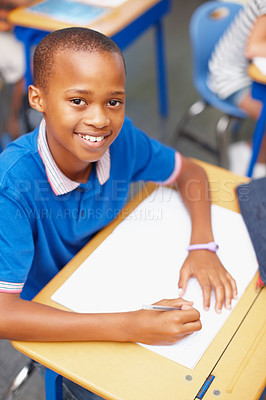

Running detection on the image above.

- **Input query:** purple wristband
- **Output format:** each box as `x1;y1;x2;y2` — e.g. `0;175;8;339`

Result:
187;241;219;252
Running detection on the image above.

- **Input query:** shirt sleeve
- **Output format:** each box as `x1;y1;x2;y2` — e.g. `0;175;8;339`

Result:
0;193;34;293
160;152;183;185
118;118;183;184
257;0;266;15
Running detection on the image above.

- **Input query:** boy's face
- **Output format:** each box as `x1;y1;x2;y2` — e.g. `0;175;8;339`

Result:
30;49;126;180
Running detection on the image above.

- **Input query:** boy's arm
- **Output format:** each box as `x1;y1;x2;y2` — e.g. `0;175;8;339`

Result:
245;15;266;59
0;293;201;343
171;157;237;313
0;0;31;7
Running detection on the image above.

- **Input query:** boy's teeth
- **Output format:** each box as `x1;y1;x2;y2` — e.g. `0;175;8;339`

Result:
79;134;104;142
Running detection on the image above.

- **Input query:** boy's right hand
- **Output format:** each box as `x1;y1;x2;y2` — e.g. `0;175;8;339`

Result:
127;298;201;346
0;294;200;343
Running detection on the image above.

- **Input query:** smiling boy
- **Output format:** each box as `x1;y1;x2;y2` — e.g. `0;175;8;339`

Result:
31;44;126;182
0;27;237;399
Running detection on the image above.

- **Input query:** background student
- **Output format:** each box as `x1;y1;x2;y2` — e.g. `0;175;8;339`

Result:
0;0;31;143
207;0;266;177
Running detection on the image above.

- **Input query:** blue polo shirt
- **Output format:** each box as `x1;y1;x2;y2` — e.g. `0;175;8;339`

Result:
0;117;182;300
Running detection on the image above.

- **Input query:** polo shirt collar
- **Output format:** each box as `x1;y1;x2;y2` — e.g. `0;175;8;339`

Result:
37;119;110;196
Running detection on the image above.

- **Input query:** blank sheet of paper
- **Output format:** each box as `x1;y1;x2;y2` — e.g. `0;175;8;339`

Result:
253;57;266;75
52;186;258;369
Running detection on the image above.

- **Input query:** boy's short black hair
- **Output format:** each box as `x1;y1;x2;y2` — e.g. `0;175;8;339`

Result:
33;27;126;89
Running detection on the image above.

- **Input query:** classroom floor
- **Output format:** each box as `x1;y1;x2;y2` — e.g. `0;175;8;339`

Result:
0;0;261;399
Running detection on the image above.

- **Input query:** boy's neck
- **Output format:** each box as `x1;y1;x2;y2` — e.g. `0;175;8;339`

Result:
45;133;94;183
68;163;93;183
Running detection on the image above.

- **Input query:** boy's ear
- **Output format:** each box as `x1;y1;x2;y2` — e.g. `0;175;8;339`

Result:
28;85;46;112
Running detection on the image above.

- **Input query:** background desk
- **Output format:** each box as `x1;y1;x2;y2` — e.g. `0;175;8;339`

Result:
11;161;266;400
8;0;171;117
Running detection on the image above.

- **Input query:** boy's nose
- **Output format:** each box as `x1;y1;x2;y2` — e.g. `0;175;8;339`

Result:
83;105;110;128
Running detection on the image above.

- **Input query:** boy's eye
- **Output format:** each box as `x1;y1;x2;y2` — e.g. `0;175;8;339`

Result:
108;100;122;107
71;99;86;106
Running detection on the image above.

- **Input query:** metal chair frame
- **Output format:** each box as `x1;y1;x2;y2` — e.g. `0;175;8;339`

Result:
175;1;246;169
0;360;39;400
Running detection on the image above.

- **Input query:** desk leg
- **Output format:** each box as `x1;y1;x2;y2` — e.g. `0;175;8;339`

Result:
155;20;168;118
45;369;63;400
259;385;266;400
247;102;266;178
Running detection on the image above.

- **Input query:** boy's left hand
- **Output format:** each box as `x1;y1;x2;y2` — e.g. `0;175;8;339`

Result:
178;251;238;313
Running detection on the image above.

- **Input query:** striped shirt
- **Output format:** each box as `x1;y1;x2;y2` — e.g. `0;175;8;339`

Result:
207;0;266;99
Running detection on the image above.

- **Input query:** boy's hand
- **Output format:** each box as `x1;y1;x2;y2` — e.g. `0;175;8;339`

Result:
178;251;238;313
128;298;201;345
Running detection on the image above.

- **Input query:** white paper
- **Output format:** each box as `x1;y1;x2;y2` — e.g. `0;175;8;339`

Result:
253;57;266;76
73;0;129;7
52;187;258;369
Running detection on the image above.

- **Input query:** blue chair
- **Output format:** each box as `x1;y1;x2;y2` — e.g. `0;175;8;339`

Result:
176;1;246;168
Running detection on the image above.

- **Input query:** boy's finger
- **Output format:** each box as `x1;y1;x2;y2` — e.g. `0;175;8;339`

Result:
223;277;234;310
200;280;212;311
223;274;238;309
179;319;202;335
228;274;238;299
176;308;200;324
214;282;225;314
181;304;194;310
168;298;194;309
154;298;193;307
175;298;194;306
178;268;190;297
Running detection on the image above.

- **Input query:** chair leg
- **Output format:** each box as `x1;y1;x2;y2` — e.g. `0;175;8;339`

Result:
216;115;231;169
155;20;168;118
176;99;230;160
259;385;266;400
45;369;63;400
174;99;207;145
177;100;207;135
0;360;38;400
187;99;207;117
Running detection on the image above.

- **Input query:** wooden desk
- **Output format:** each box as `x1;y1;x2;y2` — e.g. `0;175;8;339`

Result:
248;63;266;85
247;63;266;177
11;161;266;400
8;0;171;116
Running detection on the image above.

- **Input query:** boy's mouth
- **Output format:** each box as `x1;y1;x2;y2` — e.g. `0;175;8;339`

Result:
74;131;111;149
77;133;105;142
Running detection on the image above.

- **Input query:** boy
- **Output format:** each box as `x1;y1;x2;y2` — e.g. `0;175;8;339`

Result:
0;27;237;399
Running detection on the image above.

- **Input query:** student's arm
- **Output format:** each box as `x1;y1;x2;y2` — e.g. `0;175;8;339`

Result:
171;157;237;313
0;0;31;6
245;15;266;59
0;293;201;343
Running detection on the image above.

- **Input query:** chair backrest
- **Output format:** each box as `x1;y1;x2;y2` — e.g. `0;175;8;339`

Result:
189;1;246;118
